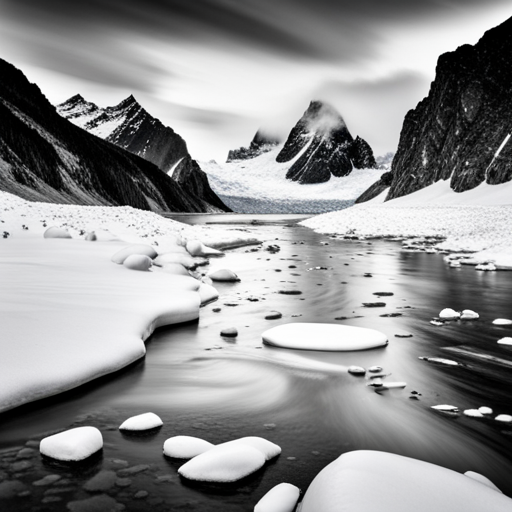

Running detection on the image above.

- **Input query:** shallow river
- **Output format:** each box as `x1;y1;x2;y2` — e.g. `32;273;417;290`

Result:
1;214;512;511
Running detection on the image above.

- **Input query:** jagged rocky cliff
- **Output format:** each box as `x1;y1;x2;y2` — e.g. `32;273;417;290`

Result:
227;130;281;162
0;58;217;212
359;16;512;203
57;94;230;212
276;101;376;184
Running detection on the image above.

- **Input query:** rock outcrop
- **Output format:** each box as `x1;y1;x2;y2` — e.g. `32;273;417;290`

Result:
276;101;376;184
368;16;512;202
0;58;215;212
227;130;281;162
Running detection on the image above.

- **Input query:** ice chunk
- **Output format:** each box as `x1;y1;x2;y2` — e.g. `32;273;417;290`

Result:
497;337;512;345
464;409;484;418
478;406;493;415
111;244;157;264
254;482;300;512
439;308;460;319
475;262;496;271
123;254;152;271
431;404;459;412
378;381;406;390
43;226;72;239
262;323;388;351
464;471;503;493
119;412;163;431
299;450;512;511
163;436;214;459
495;414;512;423
40;426;102;461
178;444;266;482
207;269;240;282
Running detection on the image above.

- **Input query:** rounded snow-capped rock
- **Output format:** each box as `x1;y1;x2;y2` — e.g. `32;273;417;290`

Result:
495;414;512;423
220;327;238;338
478;406;493;415
463;409;484;418
497;337;512;345
43;226;72;239
119;412;163;432
431;404;459;413
111;244;157;264
475;262;497;271
217;437;281;461
439;308;460;320
163;436;214;459
40;426;103;462
207;269;240;282
178;444;266;483
348;366;366;376
254;482;301;512
493;318;512;326
461;309;479;320
123;254;152;271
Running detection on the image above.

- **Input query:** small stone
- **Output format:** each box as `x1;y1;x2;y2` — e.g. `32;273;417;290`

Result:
16;448;35;459
117;465;149;477
362;302;386;307
134;490;149;499
368;366;383;373
212;308;221;312
83;470;117;492
220;327;238;338
67;494;125;511
115;478;132;488
263;424;276;430
265;311;282;320
10;460;33;472
0;480;27;499
287;457;296;461
278;290;302;295
154;475;175;484
348;366;366;376
373;292;394;296
395;333;413;338
33;474;61;486
43;496;63;504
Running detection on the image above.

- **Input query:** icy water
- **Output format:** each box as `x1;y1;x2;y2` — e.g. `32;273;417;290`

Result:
1;214;512;511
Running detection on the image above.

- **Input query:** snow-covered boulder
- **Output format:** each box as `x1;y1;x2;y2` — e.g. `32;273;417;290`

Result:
43;226;72;239
464;471;503;493
119;412;163;431
123;254;152;271
220;327;238;338
40;426;103;461
431;404;459;412
186;240;223;257
493;318;512;326
439;308;460;320
348;366;366;376
262;323;388;351
207;269;240;282
160;263;190;276
198;283;219;305
153;252;206;269
254;483;300;512
478;406;493;415
299;450;512;512
111;244;157;264
497;337;512;345
217;437;281;461
495;414;512;423
163;436;214;459
461;309;479;320
177;444;266;482
464;409;484;418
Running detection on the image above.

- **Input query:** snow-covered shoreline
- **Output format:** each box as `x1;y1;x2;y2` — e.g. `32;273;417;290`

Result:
302;180;512;269
0;191;259;413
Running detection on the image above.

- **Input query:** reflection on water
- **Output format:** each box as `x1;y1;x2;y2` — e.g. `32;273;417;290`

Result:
2;216;512;511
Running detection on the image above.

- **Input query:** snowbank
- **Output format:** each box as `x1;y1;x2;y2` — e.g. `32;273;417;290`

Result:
0;191;257;412
299;450;512;512
202;147;385;214
302;179;512;268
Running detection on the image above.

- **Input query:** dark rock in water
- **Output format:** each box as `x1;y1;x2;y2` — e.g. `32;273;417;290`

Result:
220;327;238;337
357;16;512;202
362;302;386;307
373;292;394;297
227;130;281;161
265;311;282;320
395;333;413;338
278;290;302;295
380;313;403;317
276;101;377;184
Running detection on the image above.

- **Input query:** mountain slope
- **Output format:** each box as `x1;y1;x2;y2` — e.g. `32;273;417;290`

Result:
57;94;230;212
358;16;512;203
227;130;281;162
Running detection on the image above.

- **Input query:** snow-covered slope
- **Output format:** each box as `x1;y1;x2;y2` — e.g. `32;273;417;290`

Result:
202;145;385;214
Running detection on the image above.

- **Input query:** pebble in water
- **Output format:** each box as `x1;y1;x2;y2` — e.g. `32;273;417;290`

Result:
220;327;238;338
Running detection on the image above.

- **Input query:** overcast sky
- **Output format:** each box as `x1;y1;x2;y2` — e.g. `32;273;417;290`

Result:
1;0;511;161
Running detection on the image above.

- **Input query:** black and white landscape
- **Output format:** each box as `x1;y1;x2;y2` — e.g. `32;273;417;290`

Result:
1;2;512;512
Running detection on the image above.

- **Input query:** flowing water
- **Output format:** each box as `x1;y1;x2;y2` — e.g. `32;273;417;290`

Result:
1;214;512;511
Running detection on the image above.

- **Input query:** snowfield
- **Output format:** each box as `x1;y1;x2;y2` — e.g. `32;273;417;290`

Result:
0;191;258;413
201;145;385;214
302;179;512;268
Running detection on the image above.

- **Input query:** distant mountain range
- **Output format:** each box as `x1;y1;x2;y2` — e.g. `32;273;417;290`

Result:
57;94;230;212
0;58;228;212
357;15;512;203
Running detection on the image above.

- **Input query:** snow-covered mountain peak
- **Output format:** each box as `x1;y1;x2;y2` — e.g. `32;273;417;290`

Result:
301;100;347;137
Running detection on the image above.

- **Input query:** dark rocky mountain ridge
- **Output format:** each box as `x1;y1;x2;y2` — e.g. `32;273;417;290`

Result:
227;130;281;162
57;93;230;212
0;58;219;212
358;16;512;203
277;101;376;184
